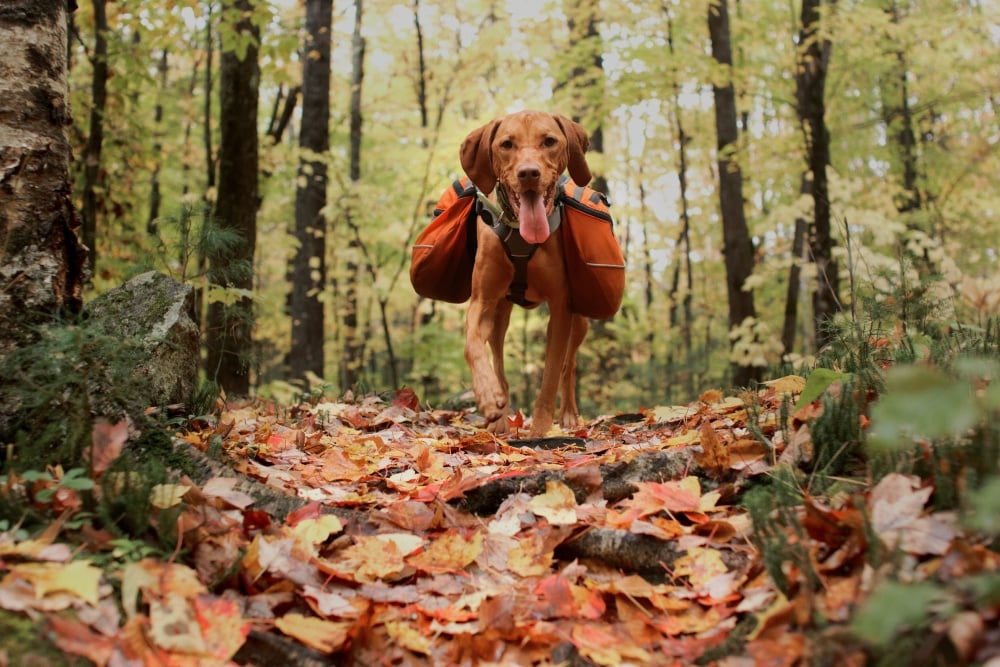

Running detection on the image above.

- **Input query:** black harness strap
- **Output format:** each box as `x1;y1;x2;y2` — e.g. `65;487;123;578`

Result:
477;178;568;308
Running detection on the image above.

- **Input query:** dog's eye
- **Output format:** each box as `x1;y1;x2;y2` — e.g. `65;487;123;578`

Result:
542;136;558;148
499;139;514;150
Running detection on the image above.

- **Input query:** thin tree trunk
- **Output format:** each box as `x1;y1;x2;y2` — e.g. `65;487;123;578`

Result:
664;4;694;375
203;1;215;197
267;84;300;146
797;0;840;349
289;0;331;383
413;0;428;140
80;0;108;277
205;0;260;395
782;208;809;356
340;0;366;391
708;0;760;387
147;48;168;235
0;0;87;359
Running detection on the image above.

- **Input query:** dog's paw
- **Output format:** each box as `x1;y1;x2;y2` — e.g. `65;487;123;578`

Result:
486;414;510;435
560;412;581;429
528;414;554;438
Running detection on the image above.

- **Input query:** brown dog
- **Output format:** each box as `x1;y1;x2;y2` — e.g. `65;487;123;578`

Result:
459;110;593;437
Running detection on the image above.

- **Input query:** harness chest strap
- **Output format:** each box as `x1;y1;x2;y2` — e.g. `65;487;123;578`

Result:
476;190;563;308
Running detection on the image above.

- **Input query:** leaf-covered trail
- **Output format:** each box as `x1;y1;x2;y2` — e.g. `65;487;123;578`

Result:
4;377;991;666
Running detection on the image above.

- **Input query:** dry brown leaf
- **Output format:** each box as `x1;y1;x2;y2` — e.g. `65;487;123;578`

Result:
695;421;730;477
275;613;352;653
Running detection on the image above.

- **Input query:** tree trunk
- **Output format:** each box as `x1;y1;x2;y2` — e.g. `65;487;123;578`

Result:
782;208;809;357
0;0;87;357
797;0;840;350
147;48;168;235
707;0;760;387
80;0;108;278
289;0;332;383
205;0;260;395
340;0;366;391
665;5;695;396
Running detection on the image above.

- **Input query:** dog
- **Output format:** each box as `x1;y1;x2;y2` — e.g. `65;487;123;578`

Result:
459;110;593;437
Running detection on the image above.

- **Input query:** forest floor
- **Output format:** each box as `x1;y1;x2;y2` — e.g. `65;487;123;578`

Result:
1;376;997;666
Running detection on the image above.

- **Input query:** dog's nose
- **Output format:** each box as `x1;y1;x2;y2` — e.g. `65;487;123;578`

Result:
517;164;541;182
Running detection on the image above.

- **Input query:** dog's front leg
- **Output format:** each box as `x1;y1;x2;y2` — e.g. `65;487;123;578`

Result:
558;314;589;428
530;302;574;437
465;294;511;432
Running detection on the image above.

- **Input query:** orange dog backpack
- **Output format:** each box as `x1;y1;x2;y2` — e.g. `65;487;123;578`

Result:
409;178;479;303
409;177;625;320
558;181;626;320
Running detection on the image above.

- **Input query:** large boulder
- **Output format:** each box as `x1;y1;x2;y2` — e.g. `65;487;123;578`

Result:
84;271;199;408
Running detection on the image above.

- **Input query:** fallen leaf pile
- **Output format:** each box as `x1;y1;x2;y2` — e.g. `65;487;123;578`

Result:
2;376;998;665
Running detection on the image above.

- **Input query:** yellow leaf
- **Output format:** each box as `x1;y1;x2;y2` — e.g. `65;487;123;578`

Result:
275;613;352;653
150;483;190;509
408;531;483;574
149;591;206;653
13;560;102;606
672;547;728;590
385;620;432;655
763;375;806;396
529;481;579;525
290;515;344;550
652;404;697;423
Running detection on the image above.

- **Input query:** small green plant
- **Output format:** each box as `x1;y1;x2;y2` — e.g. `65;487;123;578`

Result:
0;319;148;471
21;467;94;504
743;466;818;597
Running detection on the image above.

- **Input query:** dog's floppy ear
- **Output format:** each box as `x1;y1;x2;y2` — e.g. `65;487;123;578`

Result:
460;119;500;195
553;114;592;187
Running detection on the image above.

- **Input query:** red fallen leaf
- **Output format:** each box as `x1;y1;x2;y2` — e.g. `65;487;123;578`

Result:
477;593;517;634
286;501;323;527
802;496;865;549
571;622;651;665
415;597;479;622
87;419;129;475
381;500;436;532
393;387;421;411
48;616;115;666
745;633;807;667
193;595;251;660
243;509;271;533
533;574;578;618
629;478;702;518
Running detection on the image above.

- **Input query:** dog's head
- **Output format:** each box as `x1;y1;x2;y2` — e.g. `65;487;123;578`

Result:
460;111;591;244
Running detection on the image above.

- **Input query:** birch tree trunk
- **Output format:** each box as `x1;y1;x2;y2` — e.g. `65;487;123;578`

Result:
0;0;87;358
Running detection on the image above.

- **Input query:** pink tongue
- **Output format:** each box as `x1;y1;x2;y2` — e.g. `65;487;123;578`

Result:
519;191;549;244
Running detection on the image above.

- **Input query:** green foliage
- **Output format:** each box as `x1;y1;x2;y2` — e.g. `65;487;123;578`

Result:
21;468;95;504
806;379;866;485
866;365;980;453
147;204;252;288
0;320;148;471
795;368;851;410
851;581;955;648
743;466;817;597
